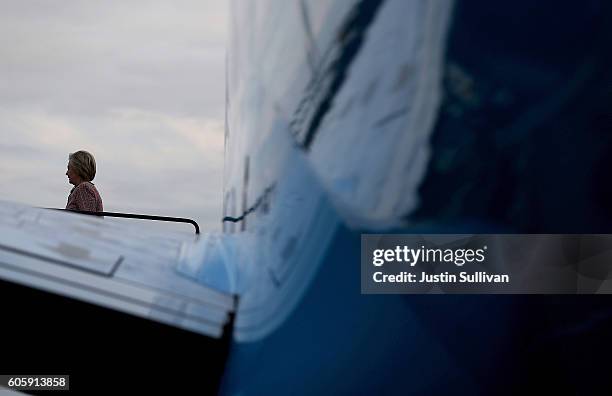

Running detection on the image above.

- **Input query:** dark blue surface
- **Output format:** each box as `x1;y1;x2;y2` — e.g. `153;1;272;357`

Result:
220;1;612;394
412;0;612;233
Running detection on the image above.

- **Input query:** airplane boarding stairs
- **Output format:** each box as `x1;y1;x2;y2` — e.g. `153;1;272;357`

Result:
0;201;236;394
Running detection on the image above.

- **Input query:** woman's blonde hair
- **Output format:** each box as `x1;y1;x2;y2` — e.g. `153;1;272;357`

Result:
69;150;97;182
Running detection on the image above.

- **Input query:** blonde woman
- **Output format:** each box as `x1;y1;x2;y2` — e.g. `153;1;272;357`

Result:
65;150;103;212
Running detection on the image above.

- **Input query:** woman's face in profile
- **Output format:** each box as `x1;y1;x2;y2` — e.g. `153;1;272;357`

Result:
66;163;81;186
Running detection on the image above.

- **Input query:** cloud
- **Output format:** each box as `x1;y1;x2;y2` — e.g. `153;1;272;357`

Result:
0;0;227;232
0;1;227;117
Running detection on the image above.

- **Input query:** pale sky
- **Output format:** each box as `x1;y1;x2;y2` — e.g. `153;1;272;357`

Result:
0;1;227;232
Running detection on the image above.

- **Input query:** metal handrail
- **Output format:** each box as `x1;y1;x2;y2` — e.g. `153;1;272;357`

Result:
47;208;200;234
